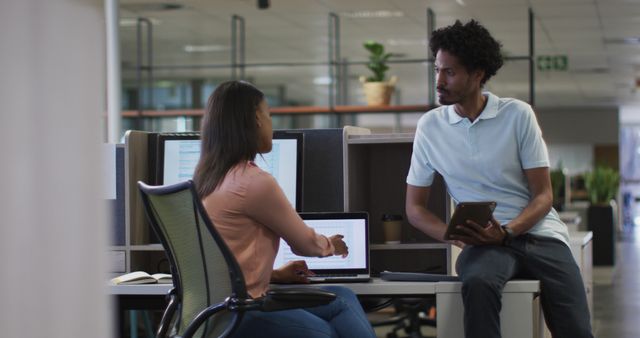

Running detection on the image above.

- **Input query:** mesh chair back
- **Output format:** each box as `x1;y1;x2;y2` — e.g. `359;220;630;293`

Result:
139;180;248;338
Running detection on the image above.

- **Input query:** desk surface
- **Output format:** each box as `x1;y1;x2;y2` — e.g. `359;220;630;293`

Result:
108;278;539;297
109;283;172;295
108;279;436;296
569;231;593;246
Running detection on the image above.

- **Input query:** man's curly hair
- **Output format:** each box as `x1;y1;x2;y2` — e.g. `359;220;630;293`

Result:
429;20;504;86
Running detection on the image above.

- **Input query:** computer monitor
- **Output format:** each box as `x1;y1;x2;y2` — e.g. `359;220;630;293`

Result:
156;131;303;210
254;131;303;211
156;133;200;186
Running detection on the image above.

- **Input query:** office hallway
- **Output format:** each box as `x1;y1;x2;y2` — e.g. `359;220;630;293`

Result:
592;223;640;338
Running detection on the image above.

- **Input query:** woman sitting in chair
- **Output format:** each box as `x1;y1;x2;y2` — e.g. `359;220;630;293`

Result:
193;80;376;338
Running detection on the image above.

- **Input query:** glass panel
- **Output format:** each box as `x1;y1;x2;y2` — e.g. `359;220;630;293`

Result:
117;4;536;130
486;59;531;104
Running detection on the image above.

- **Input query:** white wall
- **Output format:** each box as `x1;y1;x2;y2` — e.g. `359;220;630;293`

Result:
620;105;640;125
536;106;619;173
0;1;110;337
536;106;619;144
547;144;594;175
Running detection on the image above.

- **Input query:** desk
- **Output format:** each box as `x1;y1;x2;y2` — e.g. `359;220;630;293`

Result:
110;283;172;295
110;279;541;338
270;278;436;296
110;284;172;337
436;281;542;338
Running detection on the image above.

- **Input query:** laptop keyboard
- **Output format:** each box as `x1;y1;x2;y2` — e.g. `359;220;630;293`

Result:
313;273;358;278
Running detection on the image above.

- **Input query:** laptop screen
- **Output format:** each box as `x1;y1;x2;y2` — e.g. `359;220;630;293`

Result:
272;212;369;275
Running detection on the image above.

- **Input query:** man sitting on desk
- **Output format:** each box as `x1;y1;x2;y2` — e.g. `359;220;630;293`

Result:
405;20;593;338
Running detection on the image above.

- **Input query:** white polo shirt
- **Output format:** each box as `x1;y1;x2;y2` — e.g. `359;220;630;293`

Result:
407;92;569;245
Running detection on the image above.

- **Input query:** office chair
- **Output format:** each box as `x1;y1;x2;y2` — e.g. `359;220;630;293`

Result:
368;298;436;338
138;180;337;338
385;299;436;338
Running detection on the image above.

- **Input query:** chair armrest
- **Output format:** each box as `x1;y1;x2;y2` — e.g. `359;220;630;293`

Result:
260;287;336;311
179;289;336;337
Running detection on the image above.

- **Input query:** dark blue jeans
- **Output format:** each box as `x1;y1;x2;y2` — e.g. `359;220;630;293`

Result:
456;233;593;338
231;285;376;338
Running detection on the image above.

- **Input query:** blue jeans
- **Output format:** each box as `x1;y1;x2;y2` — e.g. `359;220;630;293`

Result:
456;233;593;338
230;285;376;338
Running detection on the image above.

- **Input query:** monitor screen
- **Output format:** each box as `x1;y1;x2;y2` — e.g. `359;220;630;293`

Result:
160;136;201;186
157;131;303;210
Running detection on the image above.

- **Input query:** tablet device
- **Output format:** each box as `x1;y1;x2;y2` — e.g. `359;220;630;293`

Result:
444;201;497;240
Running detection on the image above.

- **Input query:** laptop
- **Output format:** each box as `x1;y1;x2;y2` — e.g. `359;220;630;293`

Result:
273;212;371;283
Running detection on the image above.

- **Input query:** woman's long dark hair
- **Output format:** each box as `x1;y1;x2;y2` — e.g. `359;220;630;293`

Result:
193;80;265;198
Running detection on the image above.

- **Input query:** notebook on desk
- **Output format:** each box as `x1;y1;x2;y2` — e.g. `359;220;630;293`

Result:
273;212;371;283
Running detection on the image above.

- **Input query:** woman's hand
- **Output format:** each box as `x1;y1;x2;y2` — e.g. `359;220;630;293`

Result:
329;234;349;258
271;260;315;284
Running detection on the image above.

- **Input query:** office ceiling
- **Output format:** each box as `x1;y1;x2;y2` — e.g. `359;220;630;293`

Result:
119;0;640;109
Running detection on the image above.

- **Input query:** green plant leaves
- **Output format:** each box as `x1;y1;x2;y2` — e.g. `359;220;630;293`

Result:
550;167;565;203
364;40;384;55
363;40;392;82
584;166;620;205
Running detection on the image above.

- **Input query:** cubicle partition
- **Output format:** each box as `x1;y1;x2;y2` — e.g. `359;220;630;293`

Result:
294;128;345;212
116;127;453;277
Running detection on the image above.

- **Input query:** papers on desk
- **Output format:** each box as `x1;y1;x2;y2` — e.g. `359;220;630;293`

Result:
110;271;172;285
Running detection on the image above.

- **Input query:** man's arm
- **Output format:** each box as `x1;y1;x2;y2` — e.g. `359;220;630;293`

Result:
452;166;553;245
405;184;449;241
505;166;553;235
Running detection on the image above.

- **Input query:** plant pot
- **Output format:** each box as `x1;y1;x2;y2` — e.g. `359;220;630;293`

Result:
587;204;615;266
360;76;397;106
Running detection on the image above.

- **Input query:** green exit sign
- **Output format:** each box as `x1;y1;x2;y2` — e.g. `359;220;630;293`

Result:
537;55;568;71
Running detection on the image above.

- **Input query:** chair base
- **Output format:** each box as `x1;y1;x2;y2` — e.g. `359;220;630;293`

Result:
370;299;436;338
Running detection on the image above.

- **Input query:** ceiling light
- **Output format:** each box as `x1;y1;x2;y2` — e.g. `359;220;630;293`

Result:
387;38;427;46
456;0;466;6
313;76;332;85
119;18;161;27
341;10;404;19
121;3;184;12
183;45;230;53
604;37;640;45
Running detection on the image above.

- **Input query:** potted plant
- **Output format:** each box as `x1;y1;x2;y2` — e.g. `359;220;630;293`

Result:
584;165;620;265
585;166;620;206
359;40;397;106
550;166;566;211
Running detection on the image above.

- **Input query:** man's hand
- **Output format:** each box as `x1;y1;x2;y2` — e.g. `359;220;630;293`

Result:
271;260;315;284
448;217;505;246
329;234;349;258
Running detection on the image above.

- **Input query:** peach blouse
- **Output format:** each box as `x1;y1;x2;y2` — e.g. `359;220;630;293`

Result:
202;162;334;297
